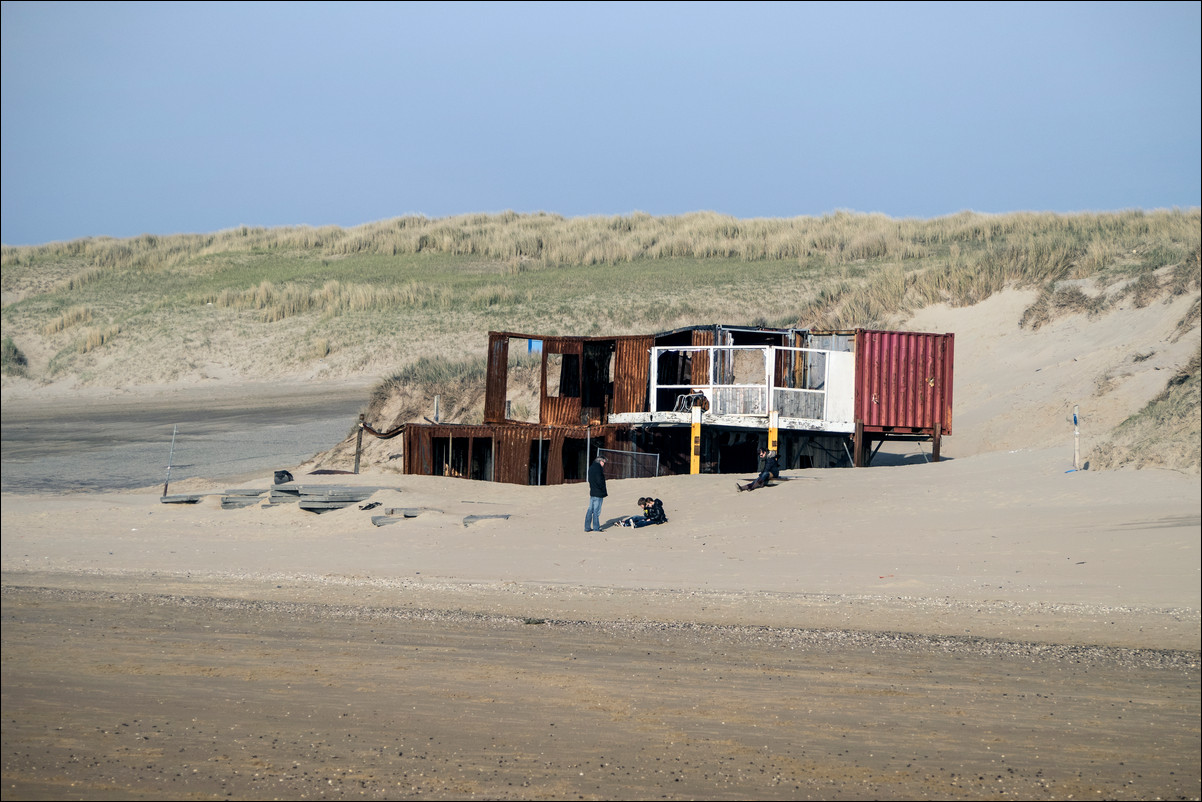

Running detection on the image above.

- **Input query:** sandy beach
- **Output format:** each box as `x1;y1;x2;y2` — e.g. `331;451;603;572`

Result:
2;288;1200;799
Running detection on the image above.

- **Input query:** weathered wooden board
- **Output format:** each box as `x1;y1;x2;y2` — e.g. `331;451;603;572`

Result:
212;484;394;513
463;514;511;526
384;507;436;518
298;499;360;512
160;494;204;504
221;495;264;509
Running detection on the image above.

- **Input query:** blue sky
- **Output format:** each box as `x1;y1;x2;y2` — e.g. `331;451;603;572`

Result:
2;1;1199;246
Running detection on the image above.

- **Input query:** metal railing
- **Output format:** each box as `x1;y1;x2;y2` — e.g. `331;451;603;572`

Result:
598;447;660;479
650;345;832;420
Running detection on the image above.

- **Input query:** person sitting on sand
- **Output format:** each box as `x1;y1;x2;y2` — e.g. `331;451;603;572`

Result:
737;449;780;492
620;497;668;528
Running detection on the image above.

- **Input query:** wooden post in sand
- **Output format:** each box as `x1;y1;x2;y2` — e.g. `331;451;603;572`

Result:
162;424;178;497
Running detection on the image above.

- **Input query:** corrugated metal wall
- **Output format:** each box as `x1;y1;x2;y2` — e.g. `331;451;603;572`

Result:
404;422;633;485
540;337;583;426
613;335;653;413
484;333;510;424
853;329;954;435
494;426;536;484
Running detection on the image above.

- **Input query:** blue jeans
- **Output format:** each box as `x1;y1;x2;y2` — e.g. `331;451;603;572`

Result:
585;496;604;531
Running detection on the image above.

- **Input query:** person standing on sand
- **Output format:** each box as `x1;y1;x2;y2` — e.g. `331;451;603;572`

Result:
585;454;608;532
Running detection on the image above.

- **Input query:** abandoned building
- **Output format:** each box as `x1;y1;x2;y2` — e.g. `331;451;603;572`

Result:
394;325;954;485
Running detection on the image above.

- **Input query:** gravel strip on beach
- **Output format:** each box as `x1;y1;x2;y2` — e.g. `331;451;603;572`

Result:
7;584;1197;672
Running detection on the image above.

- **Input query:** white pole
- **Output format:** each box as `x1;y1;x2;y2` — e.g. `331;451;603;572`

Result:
1073;404;1080;470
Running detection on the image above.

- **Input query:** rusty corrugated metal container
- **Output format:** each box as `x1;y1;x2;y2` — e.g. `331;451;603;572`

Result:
854;329;954;435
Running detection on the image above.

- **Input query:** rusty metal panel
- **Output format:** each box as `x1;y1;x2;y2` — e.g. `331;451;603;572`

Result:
540;337;583;426
492;426;532;484
773;347;792;388
484;333;510;423
403;426;433;476
613;335;653;413
942;335;954;434
690;328;714;386
854;329;954;435
544;429;566;485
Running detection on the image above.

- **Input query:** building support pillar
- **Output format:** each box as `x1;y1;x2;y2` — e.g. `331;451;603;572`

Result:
690;404;702;474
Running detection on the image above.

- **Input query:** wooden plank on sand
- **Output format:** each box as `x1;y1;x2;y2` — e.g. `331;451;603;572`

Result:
160;494;203;504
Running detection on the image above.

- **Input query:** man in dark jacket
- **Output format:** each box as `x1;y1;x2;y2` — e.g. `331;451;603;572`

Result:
585;455;608;532
738;449;780;492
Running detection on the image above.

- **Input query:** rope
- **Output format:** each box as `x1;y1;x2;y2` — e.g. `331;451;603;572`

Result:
360;421;406;440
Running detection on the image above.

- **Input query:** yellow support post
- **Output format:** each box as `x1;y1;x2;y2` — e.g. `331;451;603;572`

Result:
768;409;779;454
690;404;702;474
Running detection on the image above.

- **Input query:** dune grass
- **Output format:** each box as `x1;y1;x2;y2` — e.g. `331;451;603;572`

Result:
1091;346;1201;472
4;207;1197;368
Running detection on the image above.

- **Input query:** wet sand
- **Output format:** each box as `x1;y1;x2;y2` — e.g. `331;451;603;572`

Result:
0;381;368;494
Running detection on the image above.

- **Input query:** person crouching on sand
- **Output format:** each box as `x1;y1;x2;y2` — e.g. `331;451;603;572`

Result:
620;497;668;528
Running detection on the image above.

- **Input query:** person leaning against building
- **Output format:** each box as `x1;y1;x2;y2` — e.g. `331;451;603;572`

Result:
585;454;608;532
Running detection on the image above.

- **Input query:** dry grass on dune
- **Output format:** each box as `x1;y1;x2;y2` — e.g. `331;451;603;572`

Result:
1090;346;1201;472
